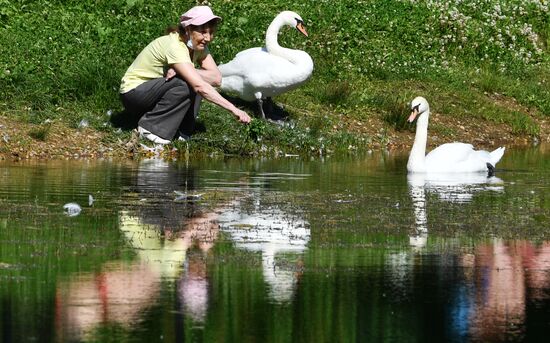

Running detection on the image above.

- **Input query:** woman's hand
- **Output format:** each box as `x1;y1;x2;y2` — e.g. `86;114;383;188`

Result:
165;68;176;81
233;109;251;123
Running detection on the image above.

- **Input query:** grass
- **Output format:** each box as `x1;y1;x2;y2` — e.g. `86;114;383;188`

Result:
28;124;51;141
0;0;549;157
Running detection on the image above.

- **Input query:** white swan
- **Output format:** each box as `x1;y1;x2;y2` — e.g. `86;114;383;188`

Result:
407;96;505;173
218;11;314;118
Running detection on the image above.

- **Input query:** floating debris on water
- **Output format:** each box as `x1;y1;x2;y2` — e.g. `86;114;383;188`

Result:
174;190;203;202
88;194;94;206
63;202;82;217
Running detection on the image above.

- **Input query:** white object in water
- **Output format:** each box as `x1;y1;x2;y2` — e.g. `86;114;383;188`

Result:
63;202;82;217
174;190;203;202
88;194;94;206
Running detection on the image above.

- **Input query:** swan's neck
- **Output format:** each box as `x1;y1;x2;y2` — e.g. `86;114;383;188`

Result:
265;18;310;67
407;111;429;172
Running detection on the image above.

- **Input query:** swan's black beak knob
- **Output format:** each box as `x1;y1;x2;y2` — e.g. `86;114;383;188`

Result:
409;104;420;123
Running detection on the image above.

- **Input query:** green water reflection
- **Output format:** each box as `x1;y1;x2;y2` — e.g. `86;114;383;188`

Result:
1;146;550;342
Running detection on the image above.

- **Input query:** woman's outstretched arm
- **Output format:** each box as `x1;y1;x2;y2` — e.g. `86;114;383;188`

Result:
172;62;250;123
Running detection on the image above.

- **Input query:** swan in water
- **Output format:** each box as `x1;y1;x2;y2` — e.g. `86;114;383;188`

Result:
407;96;505;174
218;11;314;118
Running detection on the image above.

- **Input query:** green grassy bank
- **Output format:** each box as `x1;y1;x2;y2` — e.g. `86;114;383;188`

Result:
1;0;549;157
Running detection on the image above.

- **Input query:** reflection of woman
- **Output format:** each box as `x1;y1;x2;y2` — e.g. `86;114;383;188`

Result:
119;6;250;145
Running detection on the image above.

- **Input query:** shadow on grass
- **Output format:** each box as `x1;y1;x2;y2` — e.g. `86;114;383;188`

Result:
109;109;207;134
109;94;290;134
222;93;291;122
109;110;139;131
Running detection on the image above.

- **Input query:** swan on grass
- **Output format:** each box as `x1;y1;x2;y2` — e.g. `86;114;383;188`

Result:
218;11;314;118
407;96;505;174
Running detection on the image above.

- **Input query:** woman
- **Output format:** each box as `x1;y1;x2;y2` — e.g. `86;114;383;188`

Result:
119;6;250;145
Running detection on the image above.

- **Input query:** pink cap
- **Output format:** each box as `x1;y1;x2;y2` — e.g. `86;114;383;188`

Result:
180;6;221;27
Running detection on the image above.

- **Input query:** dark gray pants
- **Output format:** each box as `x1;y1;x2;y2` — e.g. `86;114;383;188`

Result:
120;77;201;140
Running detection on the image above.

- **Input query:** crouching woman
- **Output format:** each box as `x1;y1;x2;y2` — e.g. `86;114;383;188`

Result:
119;6;250;144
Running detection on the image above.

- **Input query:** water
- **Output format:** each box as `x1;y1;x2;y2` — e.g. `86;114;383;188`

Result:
1;146;550;342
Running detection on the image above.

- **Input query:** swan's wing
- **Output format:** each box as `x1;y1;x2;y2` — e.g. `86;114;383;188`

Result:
221;51;300;89
425;143;476;171
426;142;496;172
235;47;266;58
426;142;474;163
218;47;267;76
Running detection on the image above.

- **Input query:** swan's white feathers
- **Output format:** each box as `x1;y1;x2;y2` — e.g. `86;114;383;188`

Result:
235;47;265;58
219;49;312;101
425;142;500;172
425;142;475;169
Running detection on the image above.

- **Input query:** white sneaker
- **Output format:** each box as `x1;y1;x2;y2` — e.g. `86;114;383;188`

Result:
138;126;171;145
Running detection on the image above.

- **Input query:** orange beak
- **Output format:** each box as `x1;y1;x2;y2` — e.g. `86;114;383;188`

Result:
408;108;419;123
296;22;308;37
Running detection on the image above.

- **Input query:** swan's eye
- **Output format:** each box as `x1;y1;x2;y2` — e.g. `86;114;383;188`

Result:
412;104;420;112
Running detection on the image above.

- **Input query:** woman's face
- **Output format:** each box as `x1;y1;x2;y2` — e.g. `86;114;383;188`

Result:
188;24;216;51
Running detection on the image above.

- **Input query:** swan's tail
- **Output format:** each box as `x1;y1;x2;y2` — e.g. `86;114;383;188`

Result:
489;147;505;166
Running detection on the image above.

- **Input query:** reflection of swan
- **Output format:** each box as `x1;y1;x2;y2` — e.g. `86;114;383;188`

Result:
218;11;313;118
407;173;504;249
407;96;505;173
408;173;504;203
408;174;428;248
218;200;310;303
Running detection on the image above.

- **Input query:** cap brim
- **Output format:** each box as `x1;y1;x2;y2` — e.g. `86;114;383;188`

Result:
186;15;221;27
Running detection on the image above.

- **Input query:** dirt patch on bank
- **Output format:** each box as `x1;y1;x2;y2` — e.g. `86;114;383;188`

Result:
0;111;547;161
0;117;129;160
341;102;547;151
